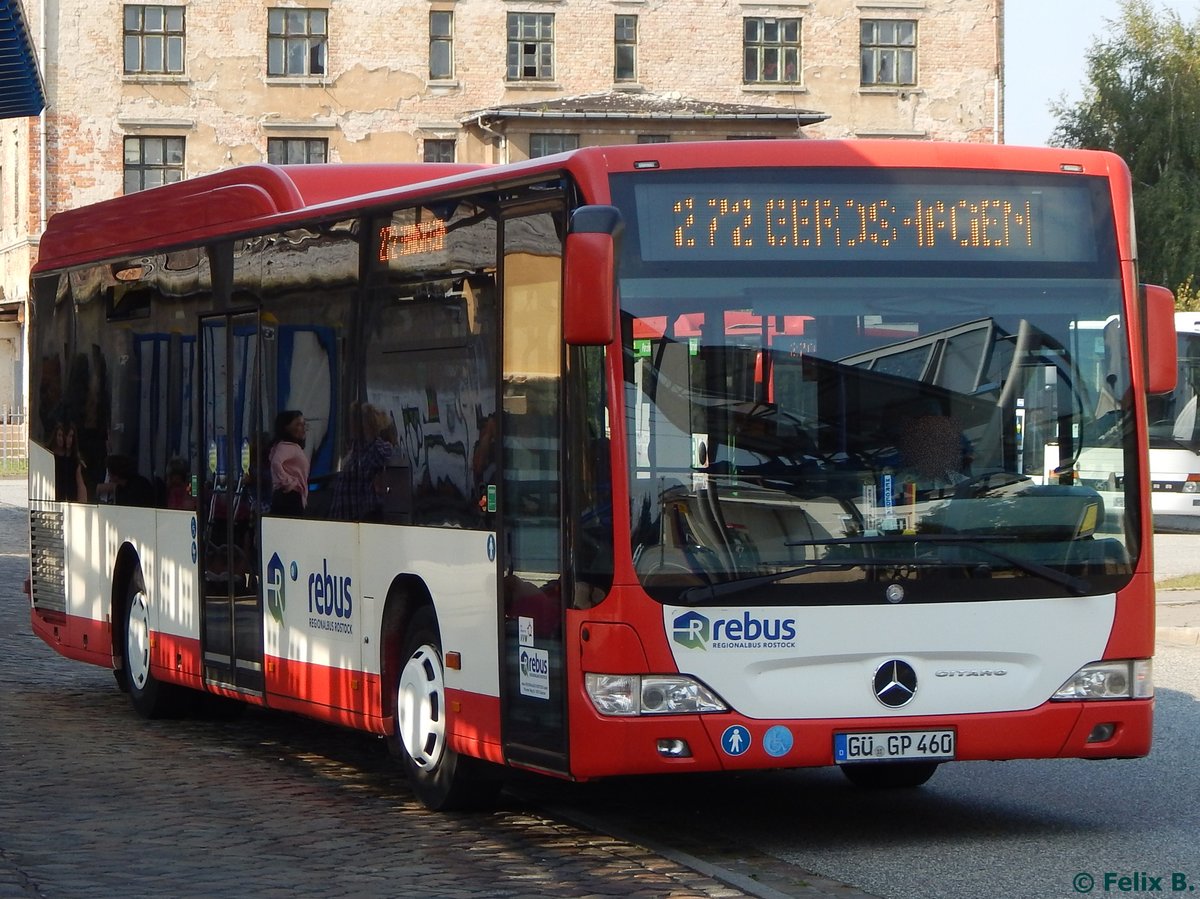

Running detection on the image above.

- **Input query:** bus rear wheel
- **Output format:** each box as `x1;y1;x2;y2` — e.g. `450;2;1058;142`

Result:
840;761;939;789
123;572;182;718
391;608;502;810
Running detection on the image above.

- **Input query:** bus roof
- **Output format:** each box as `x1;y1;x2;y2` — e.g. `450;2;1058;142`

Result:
33;162;485;274
34;140;1133;275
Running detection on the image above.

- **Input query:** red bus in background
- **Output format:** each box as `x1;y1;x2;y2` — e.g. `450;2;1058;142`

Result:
27;141;1175;810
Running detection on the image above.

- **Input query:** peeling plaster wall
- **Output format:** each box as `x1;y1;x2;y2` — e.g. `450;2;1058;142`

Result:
4;0;999;412
33;0;1000;222
39;0;998;214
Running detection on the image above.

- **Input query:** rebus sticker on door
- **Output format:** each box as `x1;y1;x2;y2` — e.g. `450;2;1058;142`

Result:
518;615;549;700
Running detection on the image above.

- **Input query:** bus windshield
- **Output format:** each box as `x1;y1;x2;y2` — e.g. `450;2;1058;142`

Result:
613;167;1136;604
1148;326;1200;451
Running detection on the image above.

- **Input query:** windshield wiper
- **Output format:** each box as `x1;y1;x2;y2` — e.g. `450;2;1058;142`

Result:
791;534;1091;596
677;558;863;604
677;534;1091;603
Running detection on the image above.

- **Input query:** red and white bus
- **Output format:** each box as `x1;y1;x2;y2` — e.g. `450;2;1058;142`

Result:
26;141;1176;809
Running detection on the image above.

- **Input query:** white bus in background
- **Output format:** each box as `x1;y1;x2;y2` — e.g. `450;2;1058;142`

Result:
1147;312;1200;531
1058;311;1200;532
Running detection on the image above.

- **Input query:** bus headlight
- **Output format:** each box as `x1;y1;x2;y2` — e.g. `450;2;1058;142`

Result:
585;673;728;716
1052;660;1153;700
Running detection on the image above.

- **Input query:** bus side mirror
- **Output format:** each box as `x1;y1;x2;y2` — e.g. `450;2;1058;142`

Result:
1143;284;1177;395
563;205;621;346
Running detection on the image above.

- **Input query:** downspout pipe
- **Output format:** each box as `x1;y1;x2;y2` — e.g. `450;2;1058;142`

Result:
474;115;509;165
39;0;48;232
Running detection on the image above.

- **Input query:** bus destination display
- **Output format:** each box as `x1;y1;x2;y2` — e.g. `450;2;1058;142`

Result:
632;177;1102;264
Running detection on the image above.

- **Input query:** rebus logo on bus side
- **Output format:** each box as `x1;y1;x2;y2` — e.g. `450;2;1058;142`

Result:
309;559;353;619
266;552;286;624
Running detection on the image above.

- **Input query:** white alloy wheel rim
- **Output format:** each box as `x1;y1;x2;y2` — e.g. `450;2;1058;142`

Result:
397;644;446;771
127;591;151;691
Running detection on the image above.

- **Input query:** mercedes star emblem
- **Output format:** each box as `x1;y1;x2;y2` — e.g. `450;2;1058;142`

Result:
873;659;918;708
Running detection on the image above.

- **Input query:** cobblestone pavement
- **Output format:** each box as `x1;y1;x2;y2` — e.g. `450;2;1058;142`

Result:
0;481;872;899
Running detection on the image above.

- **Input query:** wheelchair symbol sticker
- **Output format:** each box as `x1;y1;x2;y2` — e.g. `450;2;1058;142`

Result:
763;725;793;757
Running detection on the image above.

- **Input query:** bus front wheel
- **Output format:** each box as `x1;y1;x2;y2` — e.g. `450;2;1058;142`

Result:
391;607;501;810
123;572;182;718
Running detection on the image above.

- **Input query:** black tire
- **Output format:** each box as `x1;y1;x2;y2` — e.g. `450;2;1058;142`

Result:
389;607;503;810
841;761;939;789
123;571;184;718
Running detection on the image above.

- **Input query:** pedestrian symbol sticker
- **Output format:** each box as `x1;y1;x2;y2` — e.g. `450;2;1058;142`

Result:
720;725;751;756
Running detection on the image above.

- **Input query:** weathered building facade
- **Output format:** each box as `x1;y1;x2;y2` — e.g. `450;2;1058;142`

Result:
0;0;1003;409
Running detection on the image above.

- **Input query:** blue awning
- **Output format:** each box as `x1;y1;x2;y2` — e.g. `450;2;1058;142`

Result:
0;0;45;119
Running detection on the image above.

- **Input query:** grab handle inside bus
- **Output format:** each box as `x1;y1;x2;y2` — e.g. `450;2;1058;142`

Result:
564;205;622;346
1143;284;1178;395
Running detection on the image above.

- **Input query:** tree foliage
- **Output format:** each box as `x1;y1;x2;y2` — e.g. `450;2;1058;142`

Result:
1050;0;1200;302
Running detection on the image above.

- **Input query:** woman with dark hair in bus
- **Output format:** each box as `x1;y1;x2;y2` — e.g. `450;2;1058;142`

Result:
269;410;309;516
330;402;394;522
49;421;87;502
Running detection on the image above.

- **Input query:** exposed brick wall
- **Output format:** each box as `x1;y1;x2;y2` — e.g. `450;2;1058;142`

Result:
4;0;999;411
30;0;998;213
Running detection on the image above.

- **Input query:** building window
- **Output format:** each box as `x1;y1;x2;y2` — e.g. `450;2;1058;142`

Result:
529;134;578;158
124;5;185;75
637;134;670;144
614;15;637;82
124;136;184;194
861;20;916;86
743;17;800;84
267;137;327;165
268;8;327;77
430;11;453;80
423;139;456;163
507;13;554;81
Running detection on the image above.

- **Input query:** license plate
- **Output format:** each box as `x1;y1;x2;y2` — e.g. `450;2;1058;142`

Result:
834;729;955;764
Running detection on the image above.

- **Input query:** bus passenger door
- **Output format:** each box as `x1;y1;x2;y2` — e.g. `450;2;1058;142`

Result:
199;312;266;695
499;210;569;774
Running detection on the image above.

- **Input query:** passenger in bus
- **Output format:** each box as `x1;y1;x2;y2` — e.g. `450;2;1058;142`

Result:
164;456;194;510
895;399;973;494
49;421;87;502
330;402;395;521
269;410;310;516
96;454;156;506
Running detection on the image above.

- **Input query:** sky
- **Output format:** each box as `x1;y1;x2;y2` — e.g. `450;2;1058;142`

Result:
1004;0;1199;146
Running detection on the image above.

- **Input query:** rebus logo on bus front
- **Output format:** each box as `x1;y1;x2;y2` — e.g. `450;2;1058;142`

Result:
672;611;798;651
673;611;711;650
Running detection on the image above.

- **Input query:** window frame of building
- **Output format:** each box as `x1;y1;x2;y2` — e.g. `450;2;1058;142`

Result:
267;137;328;165
860;19;917;87
423;139;456;163
267;7;328;78
429;10;454;80
637;134;670;144
743;17;801;85
124;136;185;194
507;13;555;82
614;15;637;83
124;4;186;76
529;133;578;158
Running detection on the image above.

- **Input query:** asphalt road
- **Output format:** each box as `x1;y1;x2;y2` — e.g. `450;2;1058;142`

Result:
4;477;1197;899
1152;532;1200;582
0;482;763;899
517;639;1200;899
